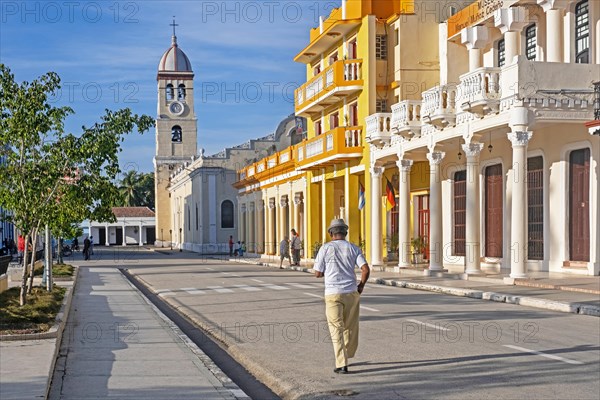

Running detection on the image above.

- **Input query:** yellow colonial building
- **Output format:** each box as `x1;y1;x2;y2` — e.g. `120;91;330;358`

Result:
235;0;418;261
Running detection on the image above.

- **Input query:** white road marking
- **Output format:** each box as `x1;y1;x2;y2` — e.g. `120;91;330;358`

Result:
360;305;380;312
207;286;234;293
157;290;176;297
231;274;242;277
286;283;317;289
205;267;214;270
503;345;584;365
181;288;206;295
405;319;450;331
304;292;323;299
251;279;264;283
261;284;290;290
233;284;262;292
222;272;231;275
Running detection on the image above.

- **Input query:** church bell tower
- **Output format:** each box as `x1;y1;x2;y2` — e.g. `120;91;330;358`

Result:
154;19;197;245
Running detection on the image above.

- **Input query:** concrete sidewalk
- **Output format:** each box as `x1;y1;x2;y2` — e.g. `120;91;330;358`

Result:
0;266;249;400
47;266;247;399
236;254;600;317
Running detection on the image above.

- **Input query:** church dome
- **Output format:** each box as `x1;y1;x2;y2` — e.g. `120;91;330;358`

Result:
158;36;192;72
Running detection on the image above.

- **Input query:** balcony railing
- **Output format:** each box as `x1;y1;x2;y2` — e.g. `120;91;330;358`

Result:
295;59;363;116
296;126;363;170
391;100;422;137
235;146;296;185
458;67;501;115
365;113;392;147
421;84;456;128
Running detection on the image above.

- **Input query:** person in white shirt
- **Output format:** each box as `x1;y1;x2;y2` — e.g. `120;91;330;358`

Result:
313;218;370;374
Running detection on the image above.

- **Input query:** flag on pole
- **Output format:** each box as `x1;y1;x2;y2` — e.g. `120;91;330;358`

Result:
385;178;396;211
358;182;365;210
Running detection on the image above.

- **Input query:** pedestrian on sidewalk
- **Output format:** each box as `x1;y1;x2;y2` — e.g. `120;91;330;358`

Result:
228;235;234;257
83;236;91;261
290;229;302;266
279;236;292;268
313;218;370;375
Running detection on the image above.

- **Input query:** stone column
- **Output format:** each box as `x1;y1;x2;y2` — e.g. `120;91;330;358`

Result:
139;223;143;246
397;159;413;268
427;151;446;271
461;26;490;71
105;223;110;246
508;131;533;278
122;222;127;246
495;7;530;64
537;0;568;62
248;202;255;253
370;165;384;266
463;143;484;274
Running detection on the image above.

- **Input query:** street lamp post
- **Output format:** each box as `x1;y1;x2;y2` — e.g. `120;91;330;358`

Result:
169;229;172;251
179;228;182;252
161;229;164;248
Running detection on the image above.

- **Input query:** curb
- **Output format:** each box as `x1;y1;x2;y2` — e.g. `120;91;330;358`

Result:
236;257;600;317
0;270;78;341
369;277;600;317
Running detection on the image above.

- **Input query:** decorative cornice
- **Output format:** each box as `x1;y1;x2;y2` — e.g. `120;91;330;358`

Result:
461;25;490;50
537;0;571;12
494;7;530;34
508;131;533;147
427;151;446;165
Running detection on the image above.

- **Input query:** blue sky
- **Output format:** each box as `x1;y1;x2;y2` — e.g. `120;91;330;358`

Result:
1;1;342;173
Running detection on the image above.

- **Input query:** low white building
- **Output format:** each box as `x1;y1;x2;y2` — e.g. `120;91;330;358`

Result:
87;207;156;246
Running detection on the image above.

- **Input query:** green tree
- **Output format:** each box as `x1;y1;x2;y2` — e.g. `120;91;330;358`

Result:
0;64;154;305
118;171;155;209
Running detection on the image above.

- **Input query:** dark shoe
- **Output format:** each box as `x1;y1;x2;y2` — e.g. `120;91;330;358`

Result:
333;366;348;374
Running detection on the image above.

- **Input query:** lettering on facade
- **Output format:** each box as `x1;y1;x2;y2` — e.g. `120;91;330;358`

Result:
449;0;504;37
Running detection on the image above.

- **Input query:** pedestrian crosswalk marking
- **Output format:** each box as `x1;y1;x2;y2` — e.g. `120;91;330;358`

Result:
206;286;235;293
157;290;176;297
260;284;289;290
233;284;262;292
181;288;206;295
251;279;264;283
286;283;318;289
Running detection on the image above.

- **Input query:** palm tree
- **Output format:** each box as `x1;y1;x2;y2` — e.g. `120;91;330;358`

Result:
117;171;155;209
118;170;143;207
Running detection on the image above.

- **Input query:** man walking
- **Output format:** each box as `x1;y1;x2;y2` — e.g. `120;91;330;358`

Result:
290;229;302;266
83;236;91;261
313;218;370;374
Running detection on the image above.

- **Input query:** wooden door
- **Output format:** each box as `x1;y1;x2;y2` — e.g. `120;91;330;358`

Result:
417;195;430;260
485;164;503;258
570;148;590;261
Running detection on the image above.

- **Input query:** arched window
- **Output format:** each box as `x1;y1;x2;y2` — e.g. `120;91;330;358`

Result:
575;0;589;64
166;84;174;101
221;200;234;229
171;125;182;142
178;84;186;100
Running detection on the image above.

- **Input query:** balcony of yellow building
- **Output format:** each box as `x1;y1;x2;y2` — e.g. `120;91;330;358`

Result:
234;146;296;190
365;113;392;147
295;59;363;117
295;126;363;171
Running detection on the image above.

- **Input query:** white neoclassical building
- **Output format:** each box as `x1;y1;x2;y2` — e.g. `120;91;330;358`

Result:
87;207;156;246
365;0;600;276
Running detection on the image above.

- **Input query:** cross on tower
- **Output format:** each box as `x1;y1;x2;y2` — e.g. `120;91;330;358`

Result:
170;17;178;37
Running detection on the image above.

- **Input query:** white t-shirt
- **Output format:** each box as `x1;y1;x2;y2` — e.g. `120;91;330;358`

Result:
313;240;367;295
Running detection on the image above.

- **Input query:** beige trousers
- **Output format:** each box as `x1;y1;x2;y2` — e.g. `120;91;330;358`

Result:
324;292;360;368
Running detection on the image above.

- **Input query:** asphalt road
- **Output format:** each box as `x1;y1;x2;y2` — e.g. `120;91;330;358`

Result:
83;249;600;400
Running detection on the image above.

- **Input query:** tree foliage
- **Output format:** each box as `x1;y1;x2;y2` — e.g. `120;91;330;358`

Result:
118;170;155;209
0;64;154;304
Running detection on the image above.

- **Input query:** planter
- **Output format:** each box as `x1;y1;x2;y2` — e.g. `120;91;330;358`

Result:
411;252;424;264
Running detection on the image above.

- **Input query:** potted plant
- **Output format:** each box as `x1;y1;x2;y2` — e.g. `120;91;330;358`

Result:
410;236;426;264
311;240;322;259
386;233;399;261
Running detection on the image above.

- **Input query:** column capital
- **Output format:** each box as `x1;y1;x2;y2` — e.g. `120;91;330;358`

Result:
537;0;570;12
257;200;265;211
508;131;533;147
396;159;414;172
461;25;490;50
241;204;247;213
462;142;484;158
494;7;530;34
279;195;288;208
427;151;446;166
248;202;255;212
293;192;304;205
370;164;384;177
268;198;276;209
